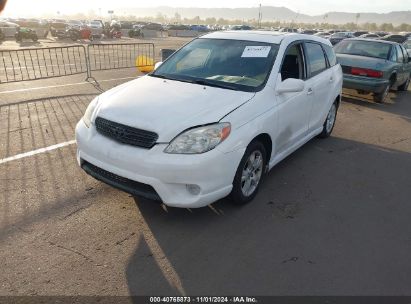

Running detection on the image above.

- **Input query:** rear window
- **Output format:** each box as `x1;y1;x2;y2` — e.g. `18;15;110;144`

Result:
334;40;391;60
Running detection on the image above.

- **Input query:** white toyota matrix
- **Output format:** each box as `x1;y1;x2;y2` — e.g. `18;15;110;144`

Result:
76;31;342;208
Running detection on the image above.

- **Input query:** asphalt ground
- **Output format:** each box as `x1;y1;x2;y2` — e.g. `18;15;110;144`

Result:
0;37;411;298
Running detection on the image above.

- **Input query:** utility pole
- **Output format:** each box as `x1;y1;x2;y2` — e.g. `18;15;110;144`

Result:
258;4;262;29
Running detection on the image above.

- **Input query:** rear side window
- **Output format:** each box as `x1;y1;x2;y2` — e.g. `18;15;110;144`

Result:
323;44;337;67
396;46;404;63
305;42;327;77
390;47;397;62
400;45;409;63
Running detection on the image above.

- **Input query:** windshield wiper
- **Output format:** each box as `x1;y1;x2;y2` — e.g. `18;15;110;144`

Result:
149;74;168;79
191;79;240;91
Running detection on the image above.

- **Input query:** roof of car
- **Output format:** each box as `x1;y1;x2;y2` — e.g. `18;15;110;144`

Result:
345;38;399;45
201;30;329;44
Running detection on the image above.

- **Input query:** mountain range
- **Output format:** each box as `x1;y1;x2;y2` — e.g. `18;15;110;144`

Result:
116;6;411;25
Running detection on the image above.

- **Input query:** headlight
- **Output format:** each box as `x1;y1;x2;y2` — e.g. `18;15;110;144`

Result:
83;97;99;128
164;123;231;154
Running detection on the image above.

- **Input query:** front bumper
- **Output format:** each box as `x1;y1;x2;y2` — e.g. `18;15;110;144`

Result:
75;121;245;208
343;74;389;94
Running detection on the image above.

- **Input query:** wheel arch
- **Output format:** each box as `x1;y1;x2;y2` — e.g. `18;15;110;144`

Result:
250;133;273;163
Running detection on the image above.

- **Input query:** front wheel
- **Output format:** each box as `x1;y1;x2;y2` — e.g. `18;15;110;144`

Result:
318;101;338;138
230;141;267;205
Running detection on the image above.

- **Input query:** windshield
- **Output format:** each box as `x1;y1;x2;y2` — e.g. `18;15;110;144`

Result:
404;41;411;49
334;40;392;59
151;38;279;92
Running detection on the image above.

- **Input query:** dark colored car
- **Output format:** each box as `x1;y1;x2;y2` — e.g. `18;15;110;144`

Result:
329;32;355;45
231;25;253;31
359;33;380;39
300;29;317;35
49;21;68;37
335;38;411;103
142;23;164;31
380;34;407;44
353;31;369;37
168;24;189;30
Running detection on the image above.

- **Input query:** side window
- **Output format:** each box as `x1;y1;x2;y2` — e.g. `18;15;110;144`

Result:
280;43;305;81
305;42;327;77
323;44;337;67
390;47;397;62
396;46;404;63
400;45;409;63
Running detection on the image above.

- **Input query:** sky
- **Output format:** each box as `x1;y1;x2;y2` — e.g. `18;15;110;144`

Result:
2;0;411;17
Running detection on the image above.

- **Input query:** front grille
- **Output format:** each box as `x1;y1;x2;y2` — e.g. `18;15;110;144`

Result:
95;117;158;149
341;65;351;74
81;160;162;201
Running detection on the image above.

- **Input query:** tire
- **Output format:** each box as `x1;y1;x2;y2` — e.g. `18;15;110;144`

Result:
398;76;410;92
373;84;390;103
230;141;267;205
15;34;22;42
32;35;38;42
0;32;5;41
318;101;338;138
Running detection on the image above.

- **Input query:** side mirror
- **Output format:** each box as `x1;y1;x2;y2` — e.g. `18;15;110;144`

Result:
154;61;163;70
276;78;305;94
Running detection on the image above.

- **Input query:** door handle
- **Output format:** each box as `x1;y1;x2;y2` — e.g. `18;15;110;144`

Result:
329;77;334;82
307;88;313;95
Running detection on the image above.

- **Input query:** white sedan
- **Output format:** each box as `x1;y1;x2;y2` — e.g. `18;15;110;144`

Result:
76;31;342;208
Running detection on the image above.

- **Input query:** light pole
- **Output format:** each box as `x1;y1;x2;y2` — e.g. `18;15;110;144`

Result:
258;4;262;29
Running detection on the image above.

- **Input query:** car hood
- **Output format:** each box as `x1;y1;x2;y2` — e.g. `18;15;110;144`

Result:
95;76;255;142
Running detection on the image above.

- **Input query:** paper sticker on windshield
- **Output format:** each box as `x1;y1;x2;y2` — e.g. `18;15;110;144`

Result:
241;46;271;58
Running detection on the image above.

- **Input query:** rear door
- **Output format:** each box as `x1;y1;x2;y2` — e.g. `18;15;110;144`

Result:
303;42;333;131
395;45;406;85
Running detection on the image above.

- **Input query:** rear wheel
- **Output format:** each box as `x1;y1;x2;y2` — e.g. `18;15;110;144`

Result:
230;141;267;205
374;84;390;103
318;101;338;138
398;76;410;91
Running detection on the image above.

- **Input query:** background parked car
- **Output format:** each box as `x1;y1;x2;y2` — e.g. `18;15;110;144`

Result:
88;20;104;38
0;20;19;37
49;21;67;37
359;33;380;39
231;25;253;30
380;34;407;44
335;38;411;103
404;40;411;57
353;31;369;37
299;29;317;35
329;32;355;45
128;25;144;38
314;32;331;39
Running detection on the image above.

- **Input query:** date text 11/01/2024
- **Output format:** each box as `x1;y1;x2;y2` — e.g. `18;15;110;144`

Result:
149;297;258;303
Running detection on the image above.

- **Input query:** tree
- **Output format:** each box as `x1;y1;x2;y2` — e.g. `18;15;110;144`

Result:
174;12;181;23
